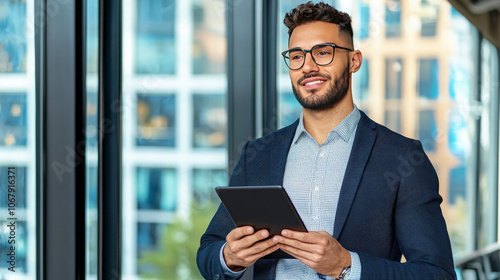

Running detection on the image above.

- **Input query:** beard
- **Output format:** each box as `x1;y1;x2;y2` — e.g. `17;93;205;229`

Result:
292;65;350;111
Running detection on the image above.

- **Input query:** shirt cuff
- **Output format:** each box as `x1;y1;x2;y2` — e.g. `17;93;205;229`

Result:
348;251;362;280
219;242;247;278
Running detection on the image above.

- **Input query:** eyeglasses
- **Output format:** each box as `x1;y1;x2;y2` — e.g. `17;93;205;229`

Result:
281;43;353;70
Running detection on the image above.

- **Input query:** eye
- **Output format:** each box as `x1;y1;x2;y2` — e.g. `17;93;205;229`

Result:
289;51;304;60
314;48;332;57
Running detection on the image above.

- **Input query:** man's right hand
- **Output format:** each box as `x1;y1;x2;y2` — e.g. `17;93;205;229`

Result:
223;226;280;271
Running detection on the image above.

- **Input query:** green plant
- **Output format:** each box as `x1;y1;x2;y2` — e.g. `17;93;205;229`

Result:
138;202;218;280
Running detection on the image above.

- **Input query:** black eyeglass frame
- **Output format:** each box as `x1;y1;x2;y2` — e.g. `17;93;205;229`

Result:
281;43;353;70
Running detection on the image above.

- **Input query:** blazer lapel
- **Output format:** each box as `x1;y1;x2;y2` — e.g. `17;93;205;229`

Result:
333;112;377;239
268;120;299;186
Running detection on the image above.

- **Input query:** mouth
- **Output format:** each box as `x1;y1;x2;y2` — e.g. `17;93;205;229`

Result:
300;77;328;90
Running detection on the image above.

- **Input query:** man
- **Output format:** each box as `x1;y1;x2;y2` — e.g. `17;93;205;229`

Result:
197;2;456;279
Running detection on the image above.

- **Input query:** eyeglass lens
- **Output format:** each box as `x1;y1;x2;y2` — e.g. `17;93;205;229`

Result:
286;45;335;70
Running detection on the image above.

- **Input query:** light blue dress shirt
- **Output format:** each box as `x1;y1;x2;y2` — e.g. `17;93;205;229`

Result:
221;106;362;280
275;106;361;280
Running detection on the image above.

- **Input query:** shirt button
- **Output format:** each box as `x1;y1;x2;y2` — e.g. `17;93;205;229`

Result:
314;186;319;191
319;152;325;157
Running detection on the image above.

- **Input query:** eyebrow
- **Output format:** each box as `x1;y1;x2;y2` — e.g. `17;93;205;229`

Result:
287;42;337;49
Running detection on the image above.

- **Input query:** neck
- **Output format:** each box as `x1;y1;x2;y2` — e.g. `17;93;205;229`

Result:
302;100;354;145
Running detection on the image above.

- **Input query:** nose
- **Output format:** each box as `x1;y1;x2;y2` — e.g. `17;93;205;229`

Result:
301;52;319;73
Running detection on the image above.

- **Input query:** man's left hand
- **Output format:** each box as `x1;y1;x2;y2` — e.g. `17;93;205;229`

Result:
273;230;351;278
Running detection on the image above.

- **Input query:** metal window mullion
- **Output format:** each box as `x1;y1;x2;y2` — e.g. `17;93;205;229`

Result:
39;0;87;279
474;31;483;251
261;0;278;134
227;0;256;172
491;46;500;242
97;0;122;279
35;0;45;278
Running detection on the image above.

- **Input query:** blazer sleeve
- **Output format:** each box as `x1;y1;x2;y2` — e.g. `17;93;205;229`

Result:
358;140;457;279
196;142;249;280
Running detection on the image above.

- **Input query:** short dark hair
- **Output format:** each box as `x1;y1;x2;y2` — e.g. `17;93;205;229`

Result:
284;1;353;45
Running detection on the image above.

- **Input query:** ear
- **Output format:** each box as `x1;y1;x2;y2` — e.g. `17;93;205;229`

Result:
349;50;362;73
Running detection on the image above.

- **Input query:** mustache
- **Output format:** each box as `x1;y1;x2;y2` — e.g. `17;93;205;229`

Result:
297;73;331;85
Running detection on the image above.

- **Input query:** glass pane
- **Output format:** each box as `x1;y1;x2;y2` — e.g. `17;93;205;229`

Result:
192;94;226;148
385;110;401;133
279;91;302;128
421;0;438;37
122;0;228;279
477;38;499;248
449;166;466;204
276;1;478;262
136;93;176;147
353;58;369;105
192;168;226;205
418;110;437;152
0;167;26;207
86;0;99;278
0;0;27;73
385;58;402;99
136;167;177;211
446;8;475;256
358;0;369;39
135;0;176;74
0;94;27;146
0;0;36;278
418;58;439;100
136;222;167;276
386;0;401;38
192;0;226;74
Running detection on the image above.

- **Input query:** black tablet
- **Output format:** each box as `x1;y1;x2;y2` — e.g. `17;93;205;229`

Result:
215;185;308;259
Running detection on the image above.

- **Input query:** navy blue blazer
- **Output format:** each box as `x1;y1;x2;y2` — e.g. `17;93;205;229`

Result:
197;112;456;280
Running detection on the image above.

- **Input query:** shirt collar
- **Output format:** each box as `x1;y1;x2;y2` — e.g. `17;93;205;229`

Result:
292;105;361;144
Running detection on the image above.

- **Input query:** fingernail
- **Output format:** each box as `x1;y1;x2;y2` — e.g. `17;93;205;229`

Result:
261;231;269;237
282;230;288;236
273;237;278;243
247;227;252;233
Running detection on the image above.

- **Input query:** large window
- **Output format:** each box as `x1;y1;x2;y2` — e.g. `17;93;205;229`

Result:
0;0;36;279
121;0;227;279
0;0;496;278
477;38;499;249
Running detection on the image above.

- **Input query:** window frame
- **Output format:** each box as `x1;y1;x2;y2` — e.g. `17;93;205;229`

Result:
97;1;122;279
36;0;87;279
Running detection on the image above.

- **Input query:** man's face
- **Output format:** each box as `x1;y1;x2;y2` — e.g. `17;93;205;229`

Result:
288;21;352;111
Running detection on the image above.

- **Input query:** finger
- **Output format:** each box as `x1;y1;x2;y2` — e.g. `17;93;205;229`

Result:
238;244;280;267
227;226;254;242
274;233;315;252
227;229;271;253
237;229;271;249
275;233;332;256
278;243;315;262
240;239;280;260
281;229;332;244
247;243;280;260
281;229;316;243
228;239;280;267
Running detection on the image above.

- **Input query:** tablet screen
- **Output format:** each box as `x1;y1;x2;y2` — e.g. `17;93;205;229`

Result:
215;185;307;259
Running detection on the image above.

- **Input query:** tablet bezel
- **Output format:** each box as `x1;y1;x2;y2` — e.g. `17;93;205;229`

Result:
215;185;308;259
